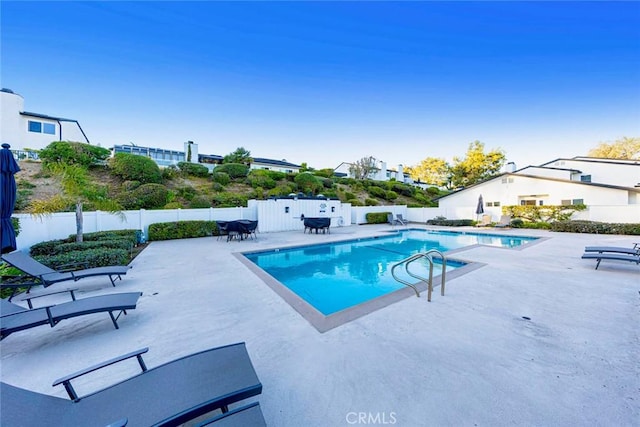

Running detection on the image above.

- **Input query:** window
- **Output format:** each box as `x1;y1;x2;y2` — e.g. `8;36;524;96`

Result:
28;121;42;133
580;175;591;183
520;200;536;206
572;199;584;205
486;202;493;207
561;200;571;206
539;201;544;206
493;201;500;207
43;123;55;135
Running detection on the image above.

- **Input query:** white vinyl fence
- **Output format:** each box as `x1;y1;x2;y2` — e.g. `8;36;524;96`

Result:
12;202;638;251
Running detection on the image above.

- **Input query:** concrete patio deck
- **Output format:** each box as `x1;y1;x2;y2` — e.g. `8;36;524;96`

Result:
1;224;638;426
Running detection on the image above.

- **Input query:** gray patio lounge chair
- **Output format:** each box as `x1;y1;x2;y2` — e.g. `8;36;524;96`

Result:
581;252;640;270
0;342;263;427
196;402;266;426
584;246;640;256
396;214;408;226
0;292;141;340
1;251;130;288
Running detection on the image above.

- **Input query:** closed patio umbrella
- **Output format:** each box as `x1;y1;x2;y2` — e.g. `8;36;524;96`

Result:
475;194;484;220
1;143;20;253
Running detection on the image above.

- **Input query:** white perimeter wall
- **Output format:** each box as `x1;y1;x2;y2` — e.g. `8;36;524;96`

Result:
13;200;352;250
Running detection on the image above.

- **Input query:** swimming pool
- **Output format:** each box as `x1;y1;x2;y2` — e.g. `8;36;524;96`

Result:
242;229;537;331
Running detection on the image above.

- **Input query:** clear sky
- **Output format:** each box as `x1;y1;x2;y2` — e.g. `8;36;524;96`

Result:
2;1;639;170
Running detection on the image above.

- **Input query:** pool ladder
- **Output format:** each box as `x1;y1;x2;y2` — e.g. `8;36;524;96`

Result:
391;250;446;301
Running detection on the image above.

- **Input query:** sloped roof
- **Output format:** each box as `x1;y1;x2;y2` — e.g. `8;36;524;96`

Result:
20;111;79;122
437;172;640;200
252;157;301;168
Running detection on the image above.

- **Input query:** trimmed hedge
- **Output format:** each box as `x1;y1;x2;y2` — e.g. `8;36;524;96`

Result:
109;153;162;184
34;248;130;269
366;212;391;224
148;220;219;241
550;220;640;235
213;163;249;179
177;161;210;178
81;230;139;245
30;230;140;256
31;240;132;257
426;218;474;226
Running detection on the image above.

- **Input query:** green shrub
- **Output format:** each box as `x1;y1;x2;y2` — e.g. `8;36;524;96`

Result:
550;220;640;235
211;172;230;185
366;212;391;224
348;199;363;206
148;220;218;241
122;180;141;191
163;201;183;209
30;239;67;256
39;141;111;167
385;190;398;201
177;162;210;178
426;187;440;196
118;184;169;209
510;218;525;228
32;240;133;257
213;163;249;179
189;196;211;208
211;192;249;207
365;198;379;206
426;218;474;226
176;186;197;201
314;168;335;178
344;191;356;200
321;178;334;189
11;217;20;236
109;153;162;184
294;172;323;195
368;186;386;198
161;165;179;180
81;230;139;245
35;248;130;269
502;204;586;223
247;170;277;189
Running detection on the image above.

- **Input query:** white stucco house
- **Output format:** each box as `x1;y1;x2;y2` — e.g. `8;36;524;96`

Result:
436;156;640;223
0;88;89;153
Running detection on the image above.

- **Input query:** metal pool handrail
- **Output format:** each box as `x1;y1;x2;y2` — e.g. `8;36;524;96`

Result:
390;250;447;301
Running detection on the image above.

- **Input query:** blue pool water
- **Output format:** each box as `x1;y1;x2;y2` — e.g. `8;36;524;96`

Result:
245;229;537;315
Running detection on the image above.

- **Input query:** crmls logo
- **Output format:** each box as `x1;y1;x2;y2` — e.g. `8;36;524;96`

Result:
346;412;397;425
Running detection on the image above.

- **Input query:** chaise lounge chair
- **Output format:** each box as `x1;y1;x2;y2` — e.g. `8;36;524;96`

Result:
584;245;640;256
1;251;131;288
581;252;640;270
1;292;142;340
0;342;263;427
396;214;408;226
494;215;512;228
196;402;266;426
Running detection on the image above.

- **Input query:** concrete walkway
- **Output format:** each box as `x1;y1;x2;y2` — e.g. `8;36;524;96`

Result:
1;225;638;426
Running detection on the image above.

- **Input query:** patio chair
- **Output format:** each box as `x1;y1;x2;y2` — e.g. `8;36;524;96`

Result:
0;342;263;427
475;214;492;227
387;214;401;226
216;221;229;241
1;251;130;288
581;252;640;270
494;215;512;228
396;214;408;226
195;402;266;426
238;220;259;240
1;292;142;340
584;246;640;256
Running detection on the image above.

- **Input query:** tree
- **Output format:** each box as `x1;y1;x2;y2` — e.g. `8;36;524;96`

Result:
349;156;378;180
587;137;640;160
449;141;506;188
223;147;252;165
28;163;123;242
407;157;450;187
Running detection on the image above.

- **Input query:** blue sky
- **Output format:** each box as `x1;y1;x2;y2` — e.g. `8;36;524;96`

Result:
2;1;639;170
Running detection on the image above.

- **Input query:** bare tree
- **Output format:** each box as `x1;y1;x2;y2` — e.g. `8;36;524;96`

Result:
349;156;378;180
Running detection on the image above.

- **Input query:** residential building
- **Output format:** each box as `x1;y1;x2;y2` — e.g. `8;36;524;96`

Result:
112;141;302;173
436;156;640;221
334;160;431;189
0;88;89;153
